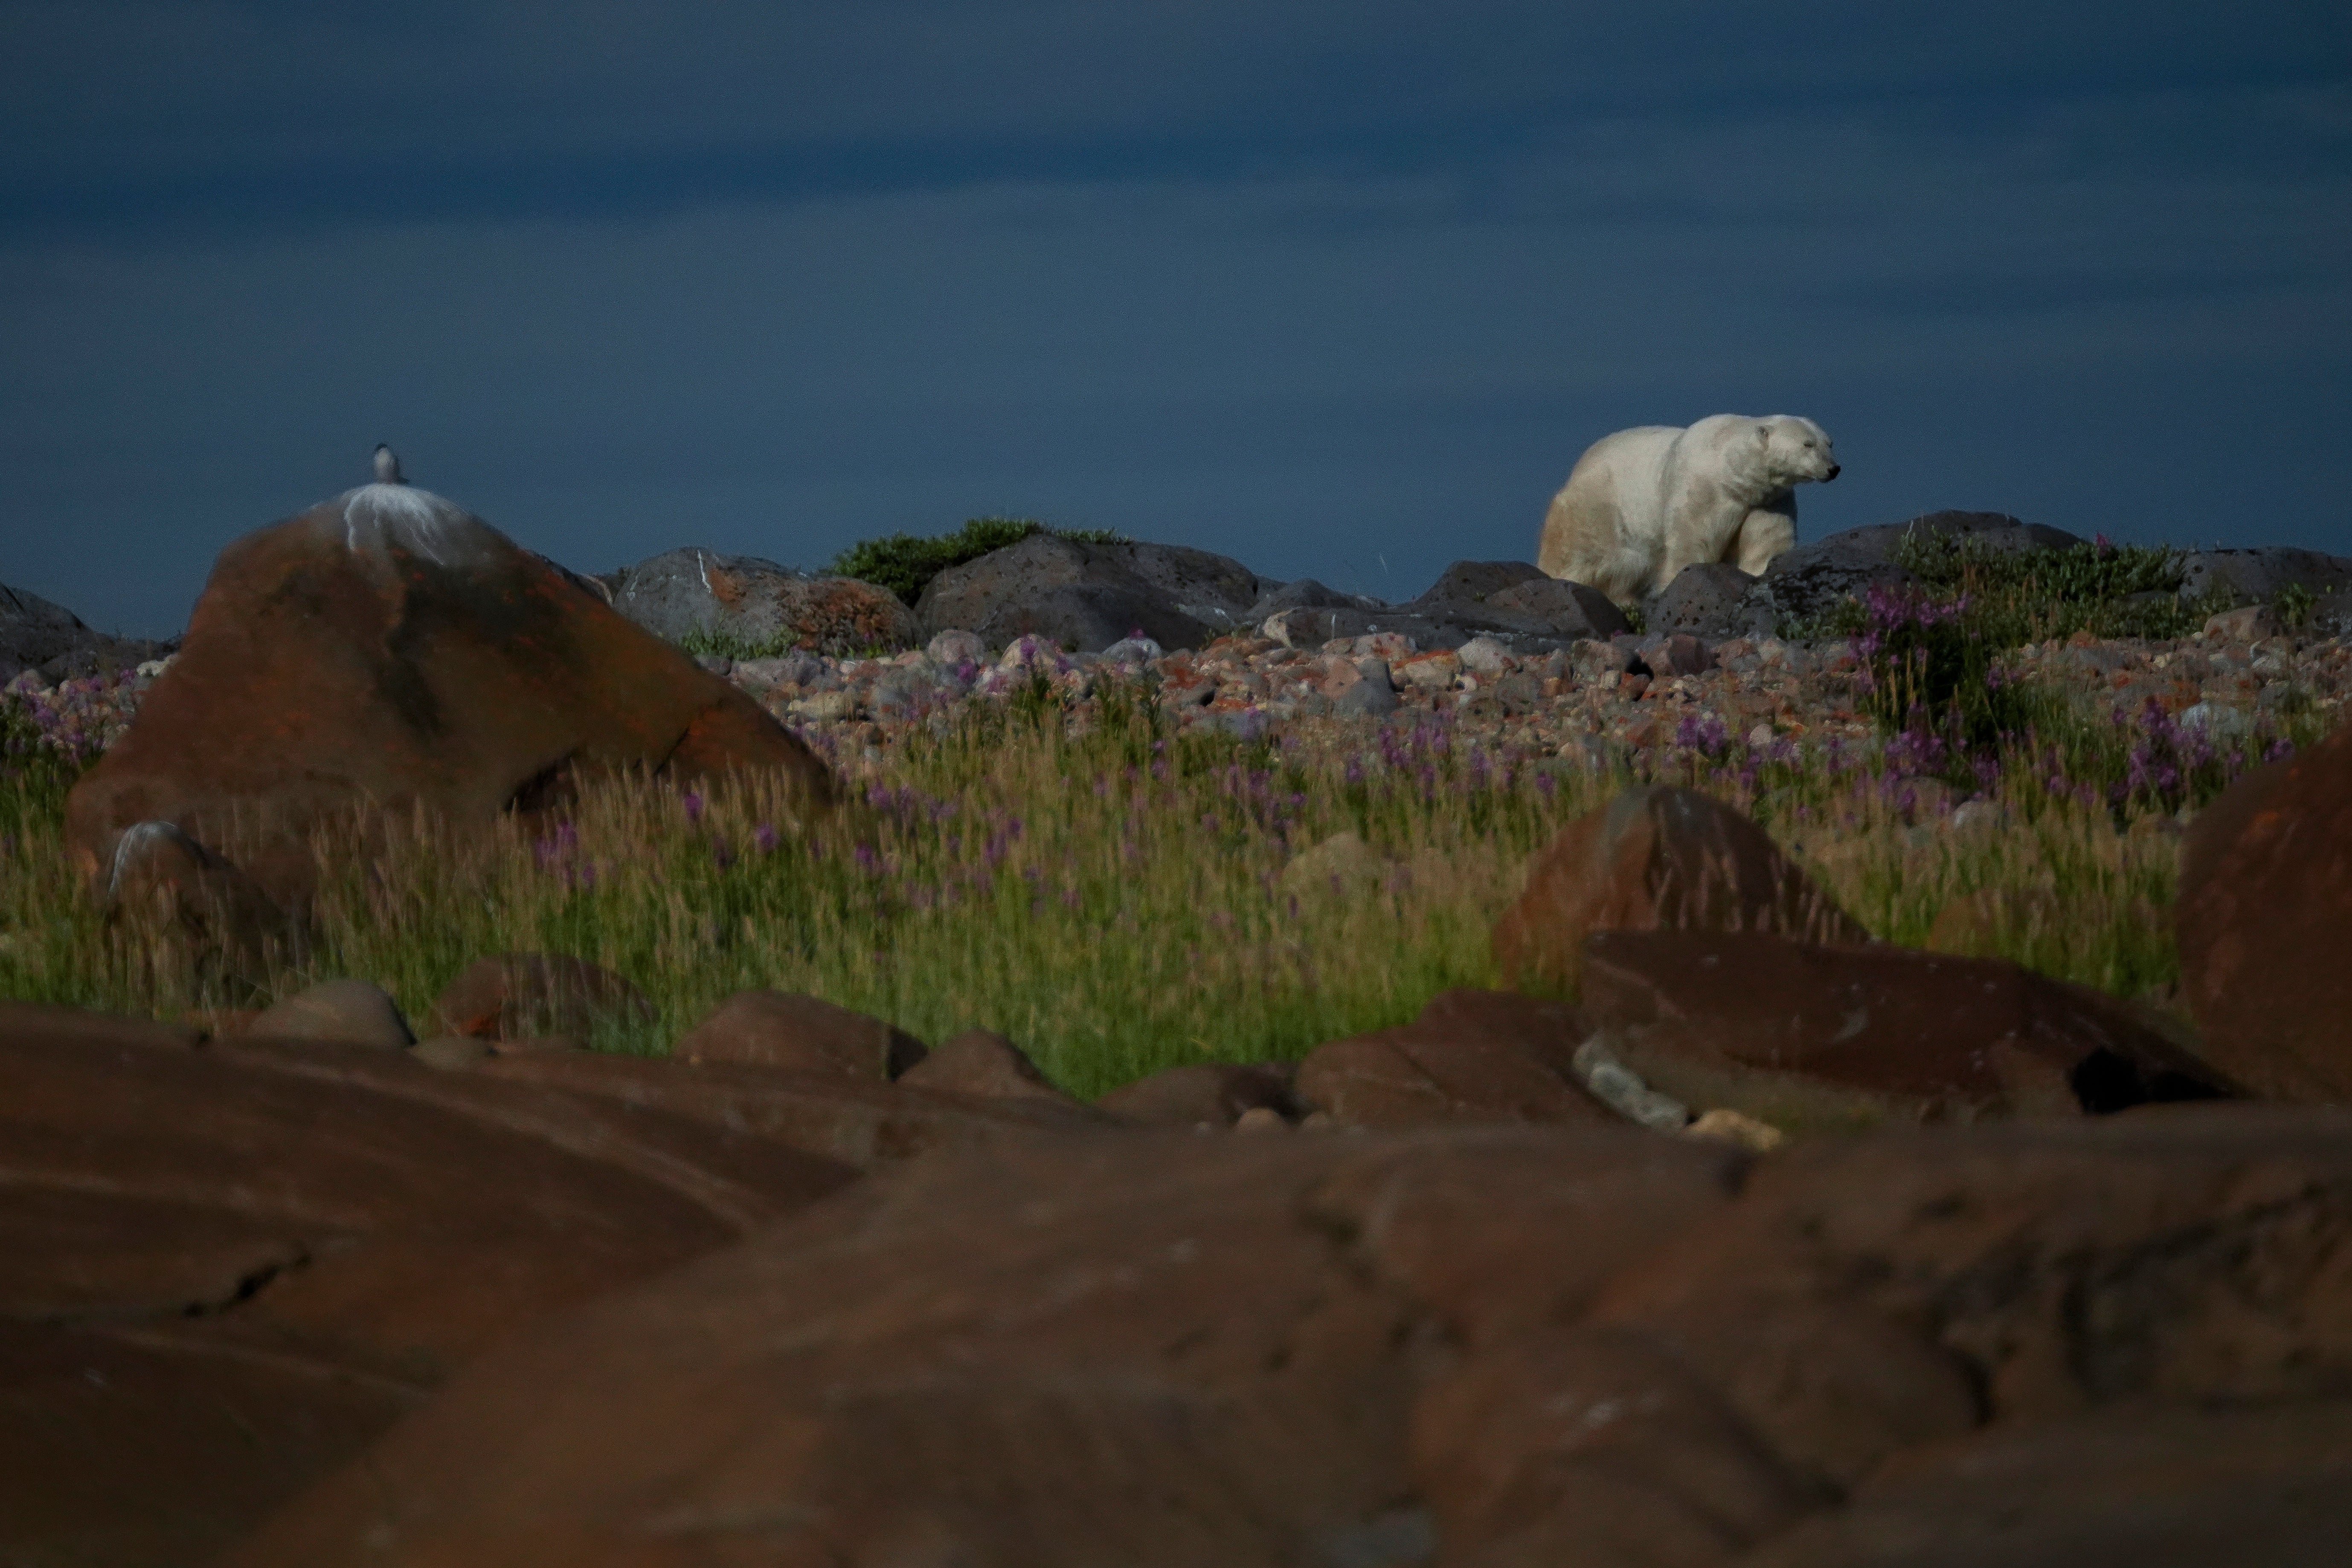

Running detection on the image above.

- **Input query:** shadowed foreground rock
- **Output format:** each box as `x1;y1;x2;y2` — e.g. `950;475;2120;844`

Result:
1581;930;2236;1130
227;1106;2352;1567
2175;717;2352;1102
0;1002;859;1568
1493;785;1871;995
64;480;839;911
1296;987;1611;1128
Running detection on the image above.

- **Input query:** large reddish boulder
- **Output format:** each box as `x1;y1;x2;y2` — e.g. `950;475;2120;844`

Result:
64;480;839;908
671;987;929;1079
1493;786;1870;996
1581;929;2235;1129
0;1002;858;1567
1295;987;1612;1128
2175;719;2352;1102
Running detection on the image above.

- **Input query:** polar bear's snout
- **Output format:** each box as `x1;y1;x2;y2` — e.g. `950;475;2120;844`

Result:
1824;462;1842;481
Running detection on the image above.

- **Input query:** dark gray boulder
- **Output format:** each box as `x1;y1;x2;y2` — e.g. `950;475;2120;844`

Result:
1102;542;1266;633
607;548;920;656
1644;563;1776;642
1395;560;1630;650
1241;577;1375;621
915;534;1264;653
1411;560;1552;609
1765;510;2086;626
1481;576;1632;641
2177;548;2352;609
1;581;175;684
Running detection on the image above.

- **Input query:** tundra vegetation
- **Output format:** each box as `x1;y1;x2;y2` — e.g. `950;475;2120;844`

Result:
0;532;2328;1099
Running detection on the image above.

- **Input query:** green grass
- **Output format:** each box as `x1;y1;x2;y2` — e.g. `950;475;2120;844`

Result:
830;516;1128;608
6;665;2332;1096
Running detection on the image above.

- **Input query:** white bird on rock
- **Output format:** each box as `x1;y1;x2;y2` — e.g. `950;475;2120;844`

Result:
373;444;405;485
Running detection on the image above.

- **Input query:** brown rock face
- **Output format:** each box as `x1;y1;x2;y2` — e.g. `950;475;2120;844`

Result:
2176;720;2352;1102
1493;786;1869;995
897;1027;1077;1105
0;1005;859;1568
1295;987;1612;1128
424;952;655;1042
671;988;929;1079
474;1047;1110;1167
229;1128;1744;1566
1582;930;2235;1128
1094;1061;1300;1127
230;1109;2352;1567
64;483;837;907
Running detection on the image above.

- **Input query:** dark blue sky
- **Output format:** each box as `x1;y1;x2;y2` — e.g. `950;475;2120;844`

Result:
4;1;2348;637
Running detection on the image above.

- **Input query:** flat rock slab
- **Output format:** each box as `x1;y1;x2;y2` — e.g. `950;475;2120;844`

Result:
1582;929;2236;1127
1296;987;1609;1128
0;1006;859;1567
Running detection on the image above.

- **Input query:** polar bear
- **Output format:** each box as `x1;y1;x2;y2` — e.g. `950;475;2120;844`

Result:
1537;414;1840;606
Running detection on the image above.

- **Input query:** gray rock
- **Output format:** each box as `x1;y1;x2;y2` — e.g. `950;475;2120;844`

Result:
1411;560;1552;609
1;581;175;684
248;978;415;1050
608;547;921;655
2308;587;2352;638
1385;559;1632;651
2177;547;2352;609
1241;577;1374;620
1456;636;1512;673
1333;665;1400;717
915;534;1262;653
1101;541;1266;633
1483;576;1632;640
1099;635;1165;664
1645;563;1776;641
1765;510;2086;627
1261;606;1384;647
924;629;987;667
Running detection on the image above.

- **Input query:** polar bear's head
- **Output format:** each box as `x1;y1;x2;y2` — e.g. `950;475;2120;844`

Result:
1756;416;1840;486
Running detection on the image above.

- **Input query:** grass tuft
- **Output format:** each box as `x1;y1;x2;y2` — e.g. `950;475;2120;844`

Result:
830;516;1128;607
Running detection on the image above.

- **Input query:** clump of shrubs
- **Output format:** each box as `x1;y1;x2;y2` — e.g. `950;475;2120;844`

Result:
1887;530;2224;646
831;517;1127;607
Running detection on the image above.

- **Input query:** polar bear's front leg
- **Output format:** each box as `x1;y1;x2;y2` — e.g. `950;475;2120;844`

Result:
1730;508;1796;577
1652;494;1752;595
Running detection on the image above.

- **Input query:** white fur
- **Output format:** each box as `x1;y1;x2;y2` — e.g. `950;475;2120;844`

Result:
1536;414;1840;605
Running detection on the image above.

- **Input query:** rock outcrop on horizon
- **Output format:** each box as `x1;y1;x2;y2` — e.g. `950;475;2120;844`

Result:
605;546;923;654
61;481;840;912
0;578;174;685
